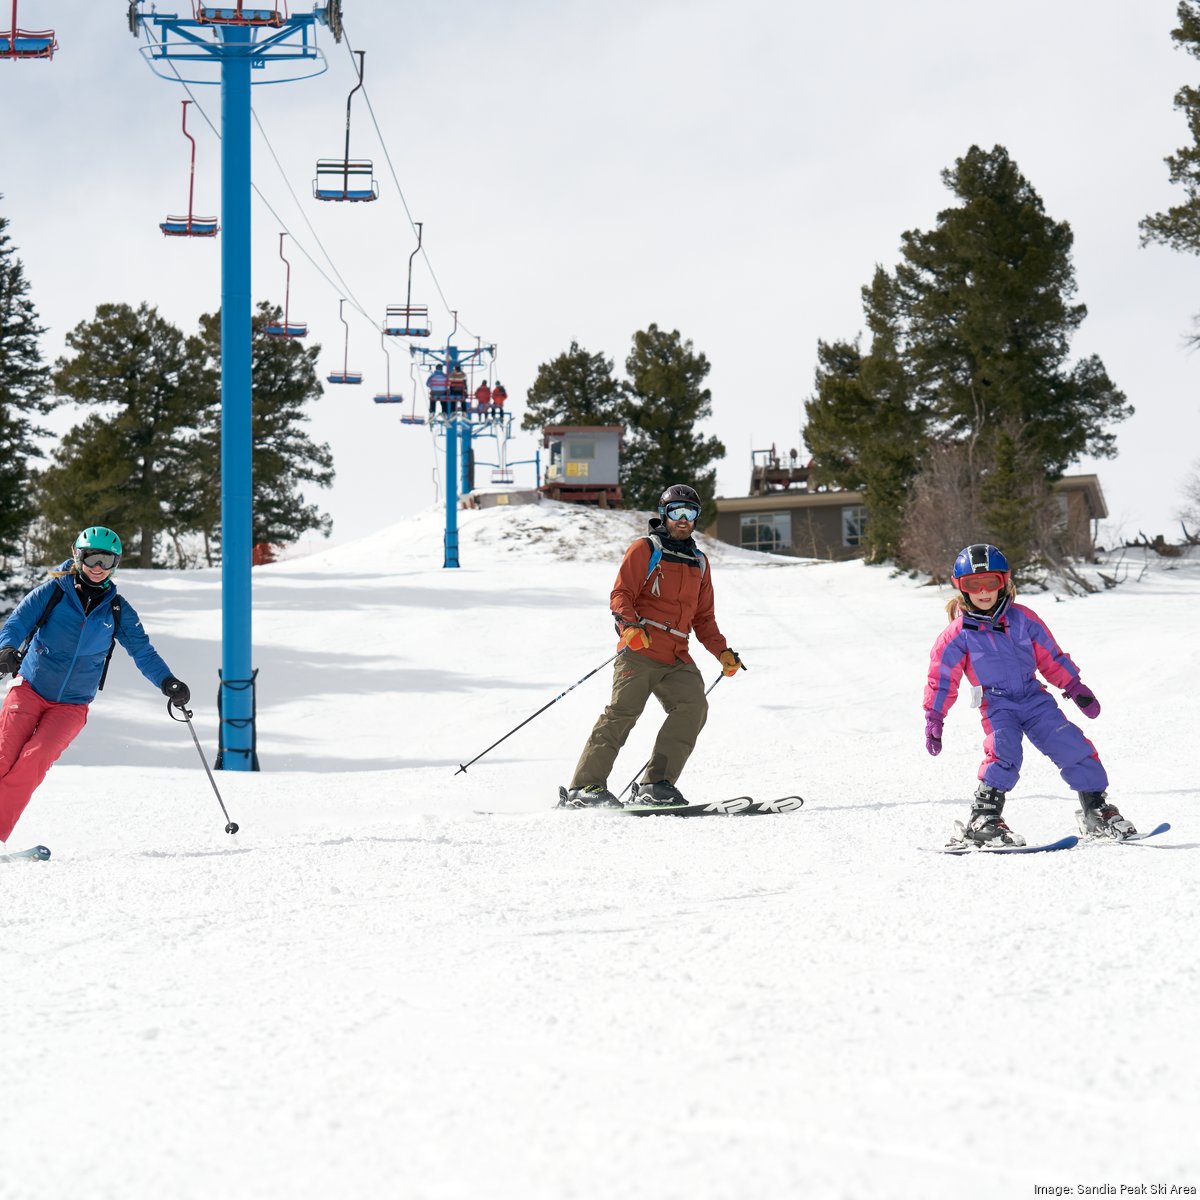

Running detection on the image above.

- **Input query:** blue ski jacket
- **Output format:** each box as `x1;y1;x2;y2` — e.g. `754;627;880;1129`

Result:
0;566;173;705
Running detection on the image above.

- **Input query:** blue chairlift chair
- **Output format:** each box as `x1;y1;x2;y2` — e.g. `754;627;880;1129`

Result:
374;333;412;413
326;299;362;385
313;51;377;202
384;221;431;337
264;232;308;339
314;159;378;202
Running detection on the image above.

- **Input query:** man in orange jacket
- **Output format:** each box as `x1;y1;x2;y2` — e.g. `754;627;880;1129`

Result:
562;483;745;809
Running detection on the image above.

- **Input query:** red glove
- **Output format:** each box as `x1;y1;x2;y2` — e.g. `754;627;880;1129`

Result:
618;623;651;651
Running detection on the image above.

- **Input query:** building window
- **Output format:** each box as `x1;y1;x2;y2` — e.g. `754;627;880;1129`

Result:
842;506;867;547
567;441;596;460
740;512;792;553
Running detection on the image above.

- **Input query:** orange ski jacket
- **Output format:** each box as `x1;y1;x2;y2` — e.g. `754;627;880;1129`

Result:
609;535;729;666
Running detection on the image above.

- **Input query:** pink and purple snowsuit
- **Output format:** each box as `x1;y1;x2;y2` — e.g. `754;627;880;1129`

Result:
923;602;1107;794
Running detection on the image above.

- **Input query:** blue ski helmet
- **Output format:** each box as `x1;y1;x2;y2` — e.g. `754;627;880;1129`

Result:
951;543;1010;592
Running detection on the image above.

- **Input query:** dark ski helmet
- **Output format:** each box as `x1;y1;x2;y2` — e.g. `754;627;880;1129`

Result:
658;483;701;516
951;543;1010;593
73;526;123;573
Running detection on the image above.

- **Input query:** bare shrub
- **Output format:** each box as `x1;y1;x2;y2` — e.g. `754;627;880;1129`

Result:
900;444;980;582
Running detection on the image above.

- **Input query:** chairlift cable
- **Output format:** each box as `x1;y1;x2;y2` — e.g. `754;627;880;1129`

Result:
341;27;481;340
139;17;490;380
140;20;377;330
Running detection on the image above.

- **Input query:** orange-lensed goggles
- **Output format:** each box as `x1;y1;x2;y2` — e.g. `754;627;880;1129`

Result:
958;572;1005;594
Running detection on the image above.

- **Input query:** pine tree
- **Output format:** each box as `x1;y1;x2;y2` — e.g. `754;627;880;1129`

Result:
899;145;1129;478
0;200;53;587
618;324;725;520
804;338;869;492
520;340;624;432
805;270;927;562
807;145;1130;569
1141;1;1200;254
39;302;204;567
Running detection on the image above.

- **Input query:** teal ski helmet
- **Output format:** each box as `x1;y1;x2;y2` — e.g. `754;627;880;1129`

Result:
73;526;123;574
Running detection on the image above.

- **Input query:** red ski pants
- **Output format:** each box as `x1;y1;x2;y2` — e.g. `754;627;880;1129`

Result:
0;683;89;843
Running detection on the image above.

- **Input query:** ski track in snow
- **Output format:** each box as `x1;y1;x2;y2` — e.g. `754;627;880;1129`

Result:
2;503;1198;1200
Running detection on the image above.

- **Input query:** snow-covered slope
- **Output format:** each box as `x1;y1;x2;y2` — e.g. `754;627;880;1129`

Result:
3;502;1198;1200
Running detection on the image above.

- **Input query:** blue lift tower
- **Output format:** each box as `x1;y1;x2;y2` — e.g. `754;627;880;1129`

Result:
410;331;496;569
129;0;342;769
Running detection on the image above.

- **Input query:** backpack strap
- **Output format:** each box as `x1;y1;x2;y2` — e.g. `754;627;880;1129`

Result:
16;586;65;666
97;594;123;692
14;585;124;689
643;534;664;582
643;533;707;582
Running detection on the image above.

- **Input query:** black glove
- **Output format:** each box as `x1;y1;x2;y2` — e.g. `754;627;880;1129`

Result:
161;676;191;707
0;646;20;677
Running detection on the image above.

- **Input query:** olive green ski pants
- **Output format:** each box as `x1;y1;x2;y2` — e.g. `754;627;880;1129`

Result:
569;651;708;789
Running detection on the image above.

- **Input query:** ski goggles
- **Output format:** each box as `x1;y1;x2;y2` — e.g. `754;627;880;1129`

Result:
958;571;1005;594
663;502;701;523
80;552;119;570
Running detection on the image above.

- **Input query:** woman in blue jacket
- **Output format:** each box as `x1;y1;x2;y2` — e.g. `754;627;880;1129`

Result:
0;527;190;845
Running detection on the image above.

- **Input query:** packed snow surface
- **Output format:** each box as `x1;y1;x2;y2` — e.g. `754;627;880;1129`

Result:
2;502;1197;1200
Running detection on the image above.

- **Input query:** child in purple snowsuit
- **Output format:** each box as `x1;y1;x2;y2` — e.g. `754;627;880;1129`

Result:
923;543;1136;848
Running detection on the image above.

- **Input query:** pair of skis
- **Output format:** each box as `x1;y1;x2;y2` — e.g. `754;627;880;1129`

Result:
925;822;1171;855
549;787;805;817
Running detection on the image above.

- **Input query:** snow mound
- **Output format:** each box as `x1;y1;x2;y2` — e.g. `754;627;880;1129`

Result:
283;497;810;573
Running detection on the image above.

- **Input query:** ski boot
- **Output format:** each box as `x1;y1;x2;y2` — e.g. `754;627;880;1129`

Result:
631;780;688;808
560;784;623;809
953;783;1026;848
1076;791;1136;840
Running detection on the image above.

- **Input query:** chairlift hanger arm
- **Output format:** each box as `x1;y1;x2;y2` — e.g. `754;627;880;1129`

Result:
405;221;424;310
342;49;365;163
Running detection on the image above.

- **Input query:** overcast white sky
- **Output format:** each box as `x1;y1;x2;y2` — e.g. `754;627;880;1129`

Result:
1;0;1197;548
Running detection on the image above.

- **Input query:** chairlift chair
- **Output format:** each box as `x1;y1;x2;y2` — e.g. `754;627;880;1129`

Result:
313;50;377;202
160;100;219;238
0;1;57;58
326;299;362;385
383;303;430;338
398;352;427;424
314;160;377;203
374;332;413;413
264;232;307;338
384;221;431;337
398;360;424;425
194;2;286;26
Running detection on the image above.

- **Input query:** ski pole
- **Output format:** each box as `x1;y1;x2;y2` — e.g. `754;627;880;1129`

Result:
169;700;240;835
455;653;619;774
617;670;727;802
